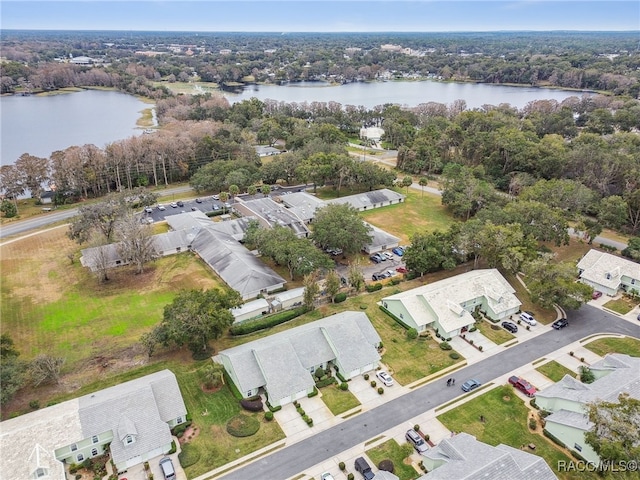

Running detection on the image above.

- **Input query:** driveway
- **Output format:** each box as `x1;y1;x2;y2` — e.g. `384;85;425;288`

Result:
218;305;640;480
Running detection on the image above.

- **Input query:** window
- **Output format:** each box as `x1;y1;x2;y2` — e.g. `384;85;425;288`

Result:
35;467;47;478
70;444;78;452
574;443;582;452
176;416;183;424
92;435;99;444
125;435;134;445
91;448;98;457
77;454;84;462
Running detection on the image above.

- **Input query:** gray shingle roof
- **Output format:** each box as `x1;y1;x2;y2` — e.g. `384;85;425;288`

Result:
536;354;640;406
544;409;592;431
218;311;381;402
326;188;405;210
420;433;557;480
366;222;399;249
577;249;640;290
236;197;310;237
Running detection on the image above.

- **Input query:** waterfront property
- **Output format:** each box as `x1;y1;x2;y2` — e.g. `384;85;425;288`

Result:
216;311;382;407
381;269;521;338
0;370;187;479
576;249;640;297
535;353;640;465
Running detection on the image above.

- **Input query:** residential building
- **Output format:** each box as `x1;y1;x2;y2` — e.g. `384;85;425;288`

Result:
234;197;310;238
231;298;271;323
419;432;557;479
381;269;521;338
536;353;640;465
362;222;400;254
326;188;405;211
577;249;640;297
254;145;281;157
217;311;382;406
0;370;187;479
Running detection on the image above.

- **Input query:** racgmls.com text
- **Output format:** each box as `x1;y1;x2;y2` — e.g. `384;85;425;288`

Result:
557;460;638;472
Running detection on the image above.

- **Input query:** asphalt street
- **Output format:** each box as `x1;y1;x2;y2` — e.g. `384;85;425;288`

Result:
219;305;640;480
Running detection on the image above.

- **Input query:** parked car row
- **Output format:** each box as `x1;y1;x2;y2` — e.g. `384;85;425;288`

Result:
372;270;395;281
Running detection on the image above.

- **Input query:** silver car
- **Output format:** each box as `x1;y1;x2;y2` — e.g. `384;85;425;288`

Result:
406;429;429;454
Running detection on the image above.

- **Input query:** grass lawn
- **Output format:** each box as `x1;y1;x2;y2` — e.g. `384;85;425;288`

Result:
320;384;361;415
535;360;576;383
584;336;640;357
437;385;600;480
603;297;637;315
366;439;419;480
475;320;514;345
0;229;223;368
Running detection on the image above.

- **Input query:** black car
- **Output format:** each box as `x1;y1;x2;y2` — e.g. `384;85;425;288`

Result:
177;200;184;207
552;318;569;329
501;321;518;333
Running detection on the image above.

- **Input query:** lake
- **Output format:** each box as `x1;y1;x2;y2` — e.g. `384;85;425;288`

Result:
0;89;152;165
223;80;584;110
1;81;584;166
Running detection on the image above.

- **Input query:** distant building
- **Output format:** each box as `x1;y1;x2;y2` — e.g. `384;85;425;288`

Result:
577;249;640;297
254;145;282;157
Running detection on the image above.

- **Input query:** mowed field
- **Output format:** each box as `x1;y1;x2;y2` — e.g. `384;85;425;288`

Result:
0;227;223;370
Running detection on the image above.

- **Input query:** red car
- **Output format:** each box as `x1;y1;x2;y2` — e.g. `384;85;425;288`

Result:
508;376;536;397
396;266;408;273
592;290;603;299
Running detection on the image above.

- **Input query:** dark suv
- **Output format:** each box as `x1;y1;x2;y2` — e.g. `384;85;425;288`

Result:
354;457;374;480
501;321;518;333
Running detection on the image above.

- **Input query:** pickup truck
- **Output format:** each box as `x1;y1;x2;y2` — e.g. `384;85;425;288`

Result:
508;376;536;397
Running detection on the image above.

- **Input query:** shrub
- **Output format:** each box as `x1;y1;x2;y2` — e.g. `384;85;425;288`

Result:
226;414;260;437
413;424;420;432
407;328;418;340
264;411;274;421
469;339;474;345
365;282;383;292
360;304;368;310
390;278;401;285
178;443;201;468
424;434;430;441
75;475;82;480
168;440;177;455
439;341;452;350
172;421;192;437
449;352;460;360
240;398;264;412
229;306;308;335
305;416;313;426
293;400;300;407
148;475;154;480
266;401;282;412
339;382;349;391
580;357;585;363
478;345;483;351
347;473;354;480
316;377;337;388
370;380;377;388
205;209;225;218
378;459;394;473
569;351;574;356
339;461;346;471
308;387;319;397
469;326;477;332
29;400;40;410
314;367;325;380
446;337;452;342
378;387;384;394
529;418;537;430
334;292;347;303
363;373;369;380
297;407;305;416
526;325;530;331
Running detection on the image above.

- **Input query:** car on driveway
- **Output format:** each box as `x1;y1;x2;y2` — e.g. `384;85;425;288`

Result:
382;251;394;260
376;370;394;387
520;312;537;326
461;379;481;392
592;290;603;299
552;318;569;330
508;375;537;397
370;253;384;263
501;321;518;333
392;246;404;256
144;206;153;213
212;194;220;200
159;457;176;480
406;429;429;454
354;457;374;480
396;266;408;274
320;473;335;480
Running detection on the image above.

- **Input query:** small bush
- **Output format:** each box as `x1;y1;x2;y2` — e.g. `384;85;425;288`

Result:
75;475;82;480
569;351;574;356
360;304;368;310
439;341;452;350
580;357;585;363
240;398;264;412
413;424;420;431
339;382;349;391
168;440;177;455
308;387;319;398
339;461;346;471
365;282;383;292
305;416;313;426
446;337;452;341
316;377;337;388
424;434;430;441
378;387;384;394
407;328;418;340
296;407;305;416
363;373;369;380
370;380;377;388
347;473;354;480
469;326;477;332
264;411;274;421
293;400;300;407
469;339;474;345
449;352;460;360
529;418;537;430
478;345;483;351
390;278;401;285
29;400;40;410
334;292;347;303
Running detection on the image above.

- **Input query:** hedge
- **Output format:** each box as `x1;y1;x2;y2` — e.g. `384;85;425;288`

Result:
334;292;347;303
205;209;226;218
240;398;264;412
230;306;309;335
379;305;412;330
316;377;337;388
365;282;383;293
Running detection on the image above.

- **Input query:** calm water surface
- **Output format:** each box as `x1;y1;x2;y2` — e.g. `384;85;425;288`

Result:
1;89;152;165
224;80;584;110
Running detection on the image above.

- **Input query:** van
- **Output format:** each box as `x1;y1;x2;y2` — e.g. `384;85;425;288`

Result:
159;457;176;480
519;312;537;326
354;457;375;480
406;429;429;454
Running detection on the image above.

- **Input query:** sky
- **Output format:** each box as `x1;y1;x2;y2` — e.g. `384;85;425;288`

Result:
1;1;638;32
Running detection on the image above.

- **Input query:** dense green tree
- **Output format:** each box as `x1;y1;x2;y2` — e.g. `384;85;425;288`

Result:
584;393;640;464
0;334;26;406
303;271;319;310
404;230;457;277
347;262;365;293
441;164;497;220
0;199;17;218
311;203;372;256
520;179;597;216
325;270;342;302
598;195;628;230
476;222;537;274
146;288;242;357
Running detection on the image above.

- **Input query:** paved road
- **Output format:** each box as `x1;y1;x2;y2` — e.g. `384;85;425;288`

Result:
220;306;640;480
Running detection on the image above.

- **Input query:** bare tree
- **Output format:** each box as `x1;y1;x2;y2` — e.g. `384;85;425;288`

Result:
84;239;115;282
28;354;65;386
15;153;49;198
116;212;158;274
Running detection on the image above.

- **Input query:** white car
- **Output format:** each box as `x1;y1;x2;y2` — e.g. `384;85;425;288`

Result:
376;370;394;387
157;204;166;211
382;251;394;260
144;207;153;213
320;473;335;480
170;202;178;208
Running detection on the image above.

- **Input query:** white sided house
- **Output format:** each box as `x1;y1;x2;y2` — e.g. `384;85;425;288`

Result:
381;269;521;339
577;249;640;297
216;311;382;406
0;370;187;480
535;354;640;465
419;432;557;479
231;298;271;323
